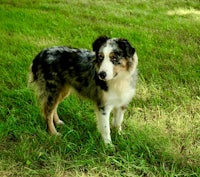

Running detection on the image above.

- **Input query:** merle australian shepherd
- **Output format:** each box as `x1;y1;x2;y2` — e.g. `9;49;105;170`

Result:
29;36;138;145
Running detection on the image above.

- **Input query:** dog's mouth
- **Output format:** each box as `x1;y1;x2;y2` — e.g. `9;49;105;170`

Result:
113;73;118;78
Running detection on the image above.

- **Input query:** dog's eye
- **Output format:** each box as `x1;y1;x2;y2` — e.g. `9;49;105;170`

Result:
110;55;119;65
98;54;104;61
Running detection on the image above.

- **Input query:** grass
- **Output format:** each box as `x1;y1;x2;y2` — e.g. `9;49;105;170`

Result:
0;0;199;176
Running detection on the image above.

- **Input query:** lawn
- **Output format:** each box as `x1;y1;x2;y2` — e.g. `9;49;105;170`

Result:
0;0;199;176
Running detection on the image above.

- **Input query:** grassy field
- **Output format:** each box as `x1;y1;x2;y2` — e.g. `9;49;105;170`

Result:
0;0;199;176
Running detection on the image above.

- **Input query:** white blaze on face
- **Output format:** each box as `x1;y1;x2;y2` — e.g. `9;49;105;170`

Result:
99;43;114;80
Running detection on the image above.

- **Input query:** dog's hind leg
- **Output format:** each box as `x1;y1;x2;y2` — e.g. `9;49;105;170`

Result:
42;94;61;135
53;106;64;125
53;85;71;125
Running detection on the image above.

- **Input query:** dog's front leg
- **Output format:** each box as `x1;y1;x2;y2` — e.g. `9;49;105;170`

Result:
112;106;126;134
96;105;113;145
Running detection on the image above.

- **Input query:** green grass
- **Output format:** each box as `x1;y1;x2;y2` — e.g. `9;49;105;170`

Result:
0;0;199;176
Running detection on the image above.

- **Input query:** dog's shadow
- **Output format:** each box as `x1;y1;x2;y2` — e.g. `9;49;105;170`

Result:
36;94;173;155
33;95;177;173
55;96;99;143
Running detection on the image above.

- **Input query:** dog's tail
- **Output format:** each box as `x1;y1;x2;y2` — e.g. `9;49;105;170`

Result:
28;52;41;86
28;64;34;87
27;54;46;104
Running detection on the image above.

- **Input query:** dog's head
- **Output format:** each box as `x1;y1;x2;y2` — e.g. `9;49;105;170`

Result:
93;36;138;81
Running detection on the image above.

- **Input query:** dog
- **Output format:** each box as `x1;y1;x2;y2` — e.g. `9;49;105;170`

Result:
29;36;138;145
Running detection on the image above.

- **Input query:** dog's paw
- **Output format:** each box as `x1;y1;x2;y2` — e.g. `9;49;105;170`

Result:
111;126;122;135
56;120;65;125
104;139;115;149
104;142;116;154
51;132;61;136
57;132;62;136
106;142;115;149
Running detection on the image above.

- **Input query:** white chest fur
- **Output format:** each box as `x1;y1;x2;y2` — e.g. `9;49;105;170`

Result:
103;75;136;108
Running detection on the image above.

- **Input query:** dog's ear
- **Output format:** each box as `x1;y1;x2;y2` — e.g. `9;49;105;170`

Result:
117;39;135;58
92;36;109;52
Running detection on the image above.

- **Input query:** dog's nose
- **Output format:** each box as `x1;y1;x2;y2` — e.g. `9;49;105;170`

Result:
99;71;107;80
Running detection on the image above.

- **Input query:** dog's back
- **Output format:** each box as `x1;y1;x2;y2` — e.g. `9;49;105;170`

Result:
30;46;95;84
29;47;100;100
